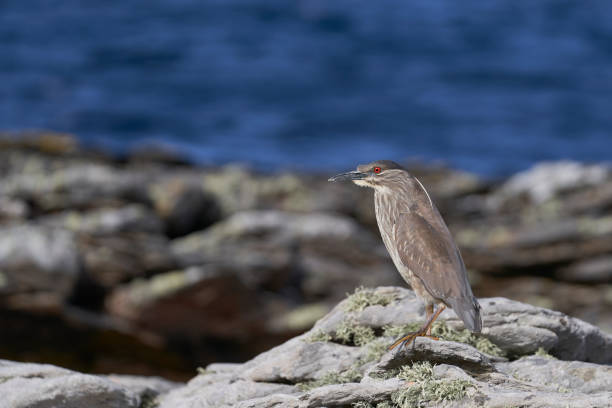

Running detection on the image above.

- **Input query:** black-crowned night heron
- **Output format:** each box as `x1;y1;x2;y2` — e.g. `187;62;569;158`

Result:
329;160;481;350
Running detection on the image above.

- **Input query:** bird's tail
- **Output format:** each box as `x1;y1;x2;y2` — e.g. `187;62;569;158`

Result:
448;296;482;333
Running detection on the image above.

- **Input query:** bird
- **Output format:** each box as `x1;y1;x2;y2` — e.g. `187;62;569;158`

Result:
329;160;481;350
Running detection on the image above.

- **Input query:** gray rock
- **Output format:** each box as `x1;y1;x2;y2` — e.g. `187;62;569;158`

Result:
556;255;612;283
0;359;139;408
104;374;182;398
496;355;612;394
150;178;221;238
41;205;163;235
303;380;402;407
0;197;29;221
373;338;495;374
472;297;612;362
0;225;80;298
493;161;610;204
158;374;295;408
106;266;265;339
313;287;612;364
241;335;364;383
79;232;176;288
235;394;300;408
171;210;401;300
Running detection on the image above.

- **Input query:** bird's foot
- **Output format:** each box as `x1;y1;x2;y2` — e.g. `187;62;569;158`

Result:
388;330;439;352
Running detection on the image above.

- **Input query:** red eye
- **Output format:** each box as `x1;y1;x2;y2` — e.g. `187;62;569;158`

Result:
373;167;382;174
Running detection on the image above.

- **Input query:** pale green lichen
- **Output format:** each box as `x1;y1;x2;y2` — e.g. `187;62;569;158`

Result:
306;329;333;343
382;323;422;338
534;347;555;358
196;367;210;375
358;362;473;408
362;338;389;363
344;286;397;313
296;367;362;391
392;361;473;407
335;320;376;346
397;361;434;382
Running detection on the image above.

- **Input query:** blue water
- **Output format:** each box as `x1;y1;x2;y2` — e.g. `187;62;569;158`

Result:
1;0;612;176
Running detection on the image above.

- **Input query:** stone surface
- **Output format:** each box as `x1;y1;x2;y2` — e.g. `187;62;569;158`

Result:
150;287;612;408
0;225;80;302
241;335;364;383
0;360;140;408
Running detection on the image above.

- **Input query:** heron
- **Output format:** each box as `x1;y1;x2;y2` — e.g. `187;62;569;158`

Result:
329;160;481;350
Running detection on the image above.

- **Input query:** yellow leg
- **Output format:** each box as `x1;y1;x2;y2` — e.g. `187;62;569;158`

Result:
388;305;446;351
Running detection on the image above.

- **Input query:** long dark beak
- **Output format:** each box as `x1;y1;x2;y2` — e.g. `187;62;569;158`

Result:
328;171;367;182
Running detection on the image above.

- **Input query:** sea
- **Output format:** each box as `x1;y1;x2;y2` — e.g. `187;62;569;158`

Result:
1;0;611;177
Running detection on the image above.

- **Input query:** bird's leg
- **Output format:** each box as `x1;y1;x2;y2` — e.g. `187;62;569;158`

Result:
425;304;434;336
388;305;446;351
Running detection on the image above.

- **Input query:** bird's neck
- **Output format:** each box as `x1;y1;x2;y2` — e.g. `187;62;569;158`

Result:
373;184;412;225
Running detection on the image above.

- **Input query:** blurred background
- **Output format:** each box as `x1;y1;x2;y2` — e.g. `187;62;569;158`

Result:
1;0;611;381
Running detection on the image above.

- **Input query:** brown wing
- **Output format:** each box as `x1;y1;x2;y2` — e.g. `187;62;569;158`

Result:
394;211;481;331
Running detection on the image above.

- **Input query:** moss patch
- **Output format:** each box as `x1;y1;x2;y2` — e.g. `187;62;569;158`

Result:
344;286;397;313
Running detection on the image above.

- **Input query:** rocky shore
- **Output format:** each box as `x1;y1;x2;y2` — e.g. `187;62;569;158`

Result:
1;132;611;383
3;287;611;407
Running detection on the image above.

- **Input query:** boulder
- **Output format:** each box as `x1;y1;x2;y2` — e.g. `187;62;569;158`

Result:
156;287;612;408
150;177;222;238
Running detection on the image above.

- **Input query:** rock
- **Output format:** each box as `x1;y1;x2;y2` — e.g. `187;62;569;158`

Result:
0;307;192;381
158;374;296;408
493;161;610;205
4;287;612;408
40;205;163;235
241;335;364;383
0;154;152;213
372;338;496;374
0;197;29;221
473;297;612;362
77;232;176;288
496;355;612;394
104;374;182;402
171;210;401;300
106;266;265;339
154;287;612;408
201;166;356;216
303;380;402;407
0;225;80;304
0;359;140;408
556;256;612;283
150;178;221;238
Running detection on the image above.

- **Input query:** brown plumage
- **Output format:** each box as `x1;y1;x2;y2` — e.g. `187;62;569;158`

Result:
329;160;481;348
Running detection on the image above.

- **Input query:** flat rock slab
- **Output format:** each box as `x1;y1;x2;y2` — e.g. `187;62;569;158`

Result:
0;360;140;408
241;335;364;383
496;355;612;394
373;338;496;374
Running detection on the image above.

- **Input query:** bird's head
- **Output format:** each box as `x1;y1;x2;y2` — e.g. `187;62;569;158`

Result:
328;160;406;190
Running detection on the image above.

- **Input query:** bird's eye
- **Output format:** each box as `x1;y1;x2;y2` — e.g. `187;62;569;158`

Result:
373;167;382;174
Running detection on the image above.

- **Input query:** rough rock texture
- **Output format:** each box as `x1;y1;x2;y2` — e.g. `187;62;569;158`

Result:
155;287;612;408
0;360;140;408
